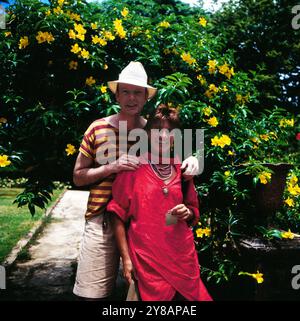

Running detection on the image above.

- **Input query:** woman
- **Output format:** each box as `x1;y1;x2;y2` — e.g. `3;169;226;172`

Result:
107;105;212;301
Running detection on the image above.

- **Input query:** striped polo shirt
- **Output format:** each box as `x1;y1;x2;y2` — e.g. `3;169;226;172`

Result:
79;118;136;220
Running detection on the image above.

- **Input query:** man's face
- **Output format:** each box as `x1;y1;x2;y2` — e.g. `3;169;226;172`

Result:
116;83;148;117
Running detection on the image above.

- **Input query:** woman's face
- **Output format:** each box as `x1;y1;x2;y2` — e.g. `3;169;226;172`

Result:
149;120;175;157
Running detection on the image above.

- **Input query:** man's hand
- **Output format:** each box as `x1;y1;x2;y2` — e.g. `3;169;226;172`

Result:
170;204;193;221
180;155;199;181
109;154;140;174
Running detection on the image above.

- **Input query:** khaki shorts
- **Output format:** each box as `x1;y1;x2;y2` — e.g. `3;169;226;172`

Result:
73;213;119;299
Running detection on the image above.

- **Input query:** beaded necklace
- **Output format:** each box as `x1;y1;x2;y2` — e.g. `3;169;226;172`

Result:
148;161;173;195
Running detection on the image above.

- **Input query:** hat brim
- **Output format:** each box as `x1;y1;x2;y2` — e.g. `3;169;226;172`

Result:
108;80;157;100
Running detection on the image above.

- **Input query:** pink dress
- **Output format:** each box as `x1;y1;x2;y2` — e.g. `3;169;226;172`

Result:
107;160;212;301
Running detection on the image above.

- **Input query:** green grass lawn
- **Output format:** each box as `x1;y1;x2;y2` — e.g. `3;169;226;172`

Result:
0;188;63;263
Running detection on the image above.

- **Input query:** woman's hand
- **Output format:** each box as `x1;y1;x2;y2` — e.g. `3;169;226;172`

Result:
122;258;134;285
170;204;194;221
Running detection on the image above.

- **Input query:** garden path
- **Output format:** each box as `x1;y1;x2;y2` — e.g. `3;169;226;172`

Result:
2;190;126;301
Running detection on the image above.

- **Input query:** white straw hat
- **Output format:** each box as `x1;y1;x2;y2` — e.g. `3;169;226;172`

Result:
108;61;157;99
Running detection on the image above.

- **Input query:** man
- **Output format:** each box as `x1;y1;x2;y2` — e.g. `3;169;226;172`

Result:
73;61;199;300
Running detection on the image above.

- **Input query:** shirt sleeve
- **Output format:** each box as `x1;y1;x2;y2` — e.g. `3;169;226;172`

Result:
106;171;134;222
183;179;200;226
79;122;95;159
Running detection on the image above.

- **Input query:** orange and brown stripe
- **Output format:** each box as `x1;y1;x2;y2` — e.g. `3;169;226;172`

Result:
79;118;137;220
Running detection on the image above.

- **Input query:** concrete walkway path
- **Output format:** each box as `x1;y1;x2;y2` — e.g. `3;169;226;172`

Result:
2;190;95;301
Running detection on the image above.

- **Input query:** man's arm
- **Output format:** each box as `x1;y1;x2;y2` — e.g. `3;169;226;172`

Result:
180;155;200;181
73;152;140;187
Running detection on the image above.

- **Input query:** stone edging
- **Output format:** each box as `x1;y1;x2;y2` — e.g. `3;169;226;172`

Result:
2;189;67;269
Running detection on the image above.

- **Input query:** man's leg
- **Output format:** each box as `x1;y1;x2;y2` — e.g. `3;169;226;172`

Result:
73;214;119;300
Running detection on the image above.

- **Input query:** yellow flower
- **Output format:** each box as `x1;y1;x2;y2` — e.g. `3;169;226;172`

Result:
218;63;234;79
222;85;228;92
65;144;76;156
5;32;12;37
36;31;54;44
226;67;234;79
0;117;7;124
53;6;63;15
260;134;269;141
68;29;76;39
103;31;115;41
203;107;212;116
252;272;264;284
236;93;250;105
207;59;217;68
281;229;295;239
103;64;108;70
207;59;217;74
91;22;98;30
287;183;300;196
258;171;272;184
0;155;11;167
67;11;81;21
205;83;219;99
238;271;264;284
196;227;211;238
181;52;196;65
236;94;243;103
75;33;84;41
218;63;230;75
158;21;170;28
92;35;107;46
211;134;231;148
219;134;231;147
114;19;126;39
91;35;99;44
98;38;107;46
121;7;129;18
284;198;294;207
279;118;294;127
224;171;231;177
71;43;81;54
100;85;107;93
209;84;219;94
269;131;277;139
85;76;96;86
58;0;65;7
228;150;234;156
80;49;90;59
197;74;206;86
74;23;86;35
289;175;298;186
199;17;207;27
19;36;29;49
69;60;78;70
206;116;218;127
45;10;51;16
72;13;81;21
285;119;294;127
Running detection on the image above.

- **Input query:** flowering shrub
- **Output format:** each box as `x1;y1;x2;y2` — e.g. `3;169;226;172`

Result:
0;0;299;293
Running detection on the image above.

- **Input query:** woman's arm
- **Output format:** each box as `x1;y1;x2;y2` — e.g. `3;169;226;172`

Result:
113;214;133;285
170;179;199;225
